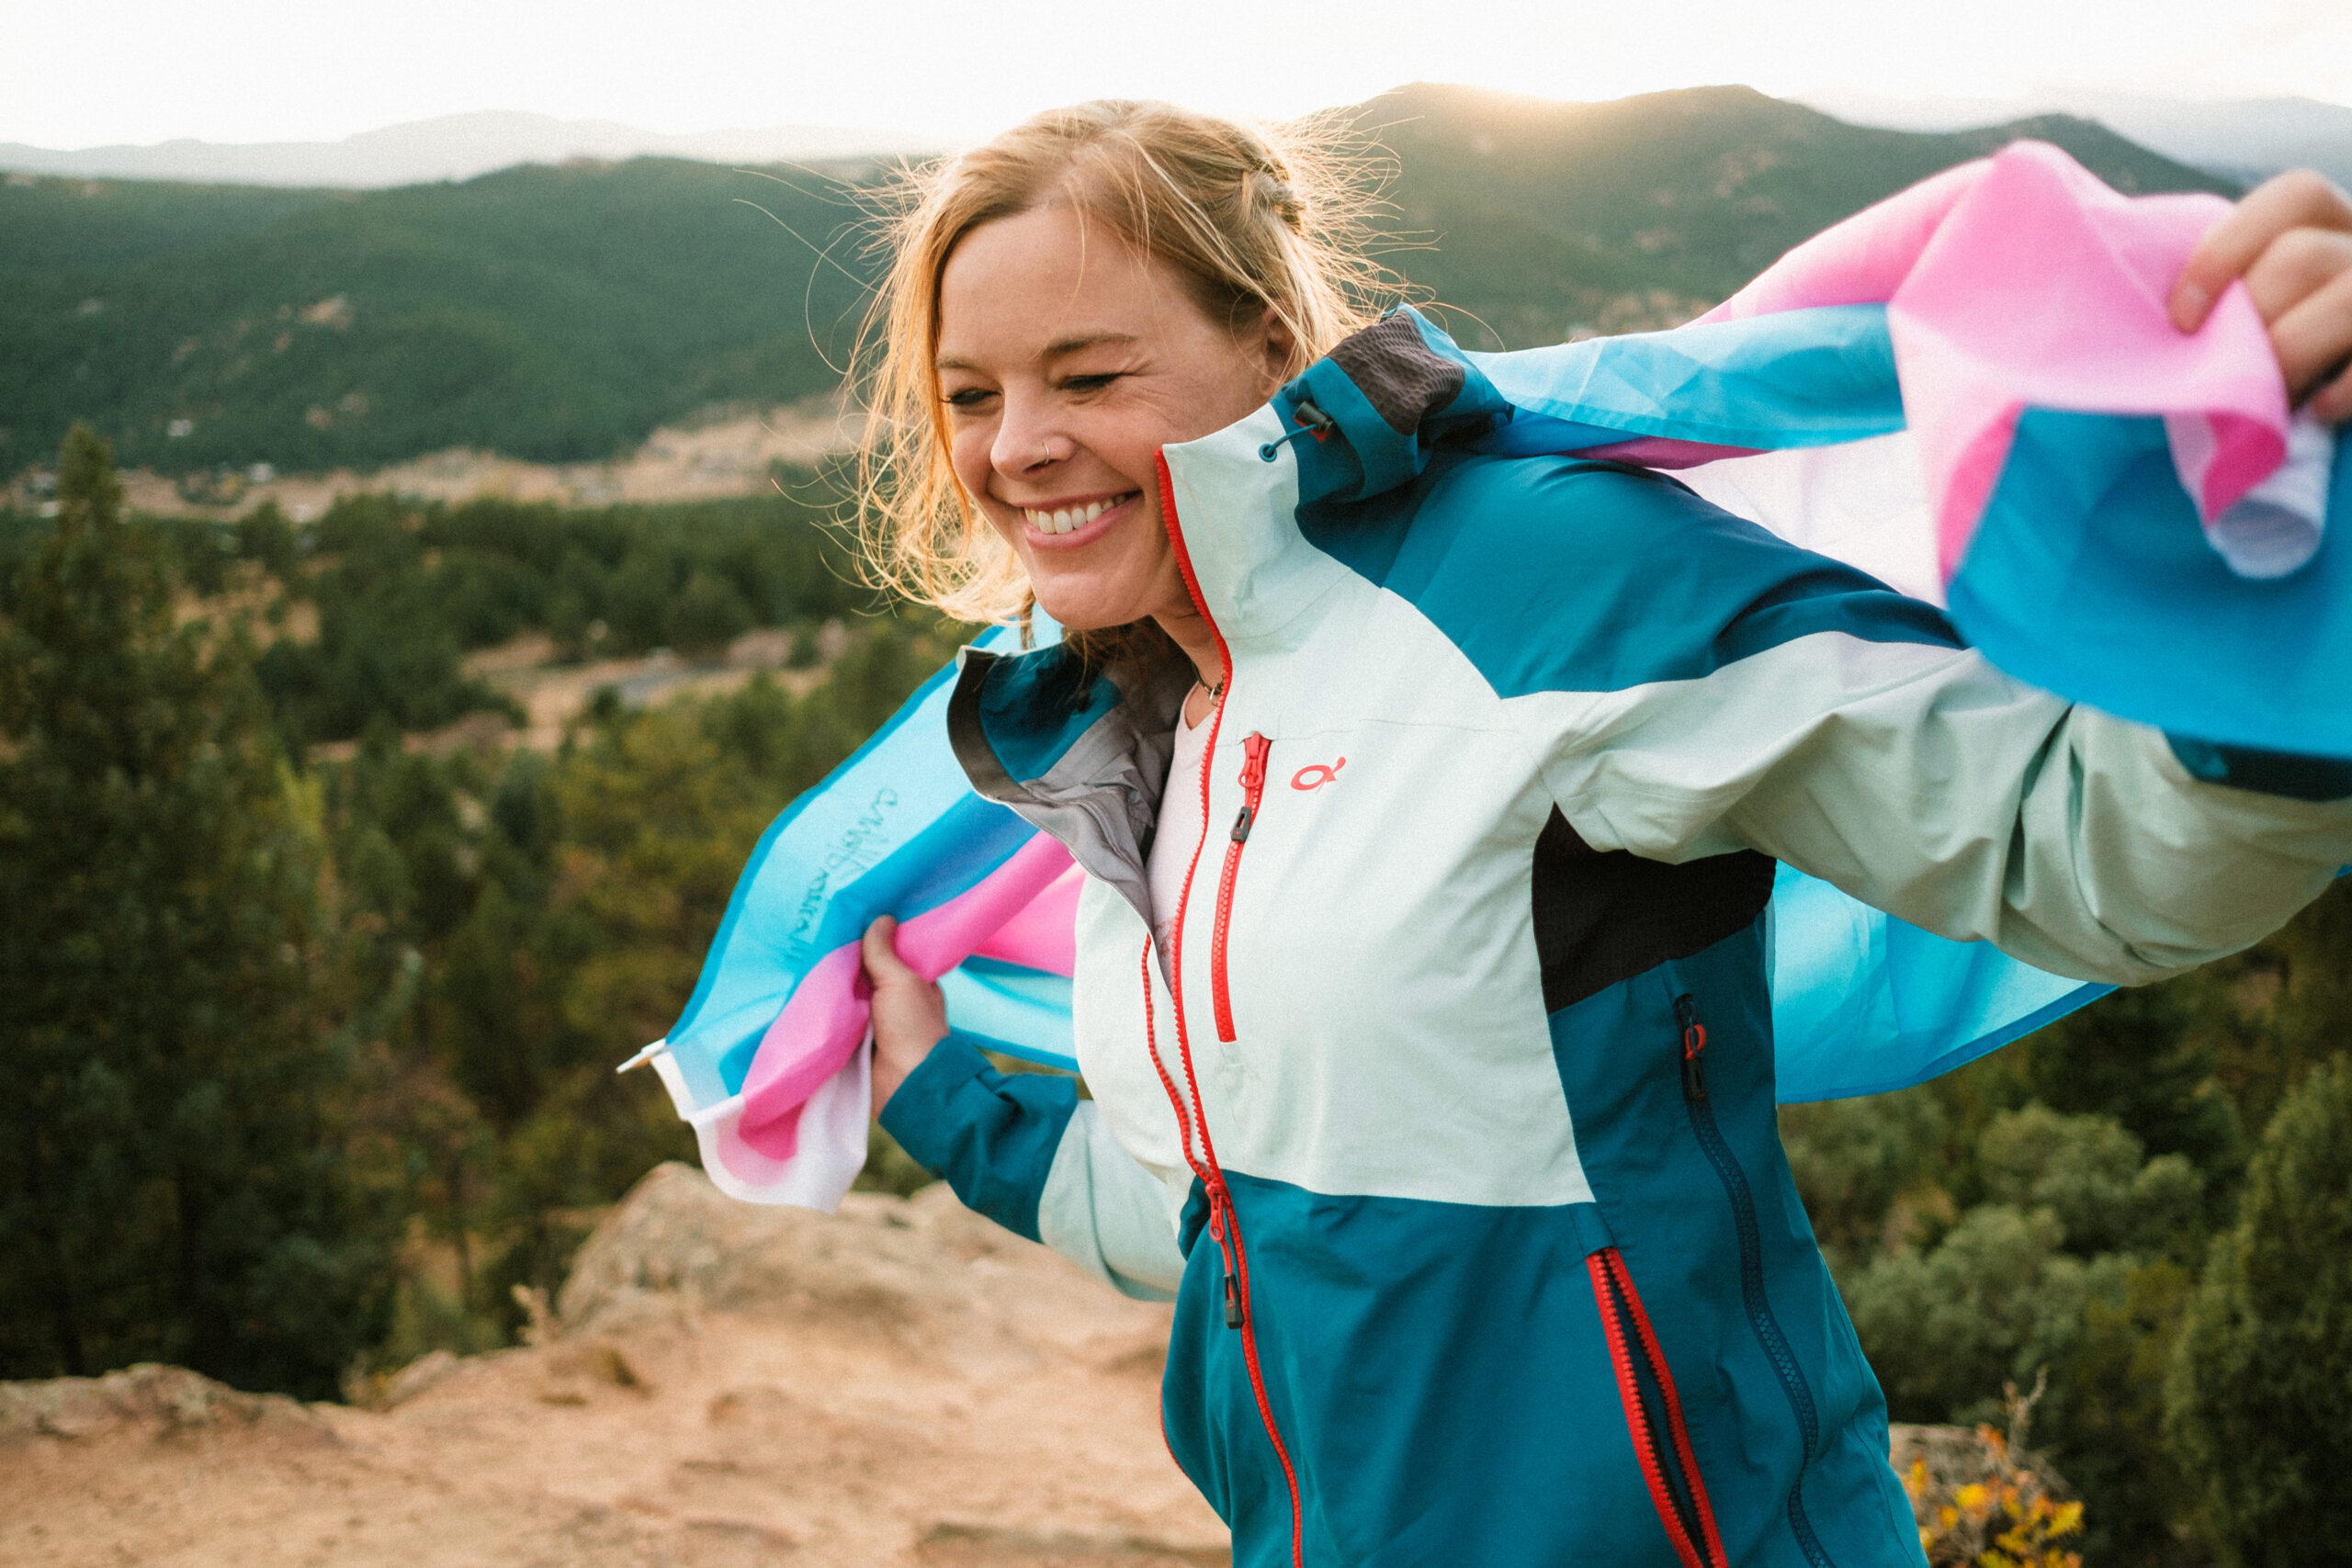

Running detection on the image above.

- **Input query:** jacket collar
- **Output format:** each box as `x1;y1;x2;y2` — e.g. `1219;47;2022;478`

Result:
951;307;1507;786
1156;306;1512;651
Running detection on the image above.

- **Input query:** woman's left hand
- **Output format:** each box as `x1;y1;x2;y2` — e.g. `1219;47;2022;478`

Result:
2171;168;2352;423
863;914;947;1113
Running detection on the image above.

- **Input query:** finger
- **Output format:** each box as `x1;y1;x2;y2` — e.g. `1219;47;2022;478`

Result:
861;914;913;985
2172;170;2352;332
2307;356;2352;424
2243;226;2352;326
2265;262;2352;400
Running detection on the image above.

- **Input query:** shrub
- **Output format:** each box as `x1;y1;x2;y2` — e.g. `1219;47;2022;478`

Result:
2167;1055;2352;1565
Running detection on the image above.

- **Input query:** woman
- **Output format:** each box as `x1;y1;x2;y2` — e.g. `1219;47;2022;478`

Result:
848;101;2352;1566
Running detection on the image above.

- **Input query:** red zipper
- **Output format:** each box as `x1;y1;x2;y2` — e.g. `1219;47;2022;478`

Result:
1589;1247;1727;1568
1144;451;1305;1568
1211;731;1271;1043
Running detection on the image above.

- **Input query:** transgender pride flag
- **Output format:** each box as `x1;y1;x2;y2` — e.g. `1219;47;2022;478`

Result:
632;141;2348;1209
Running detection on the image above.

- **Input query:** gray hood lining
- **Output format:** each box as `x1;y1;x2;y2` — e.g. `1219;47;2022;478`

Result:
949;649;1193;938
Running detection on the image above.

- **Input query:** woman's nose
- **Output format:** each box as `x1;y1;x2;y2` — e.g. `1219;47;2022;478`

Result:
991;392;1072;478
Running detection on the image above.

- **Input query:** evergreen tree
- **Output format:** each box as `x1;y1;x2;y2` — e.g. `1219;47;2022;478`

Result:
2022;974;2246;1195
2167;1055;2352;1565
664;569;752;661
0;424;393;1396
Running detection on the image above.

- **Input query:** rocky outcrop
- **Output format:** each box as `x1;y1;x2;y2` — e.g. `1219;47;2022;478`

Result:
0;1166;1223;1568
0;1361;331;1447
559;1161;1014;1337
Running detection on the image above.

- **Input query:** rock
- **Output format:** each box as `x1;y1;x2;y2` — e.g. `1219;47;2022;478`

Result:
557;1161;1013;1338
532;1339;650;1406
0;1362;330;1446
379;1348;462;1409
917;1520;1231;1565
1889;1421;2073;1502
0;1165;1219;1566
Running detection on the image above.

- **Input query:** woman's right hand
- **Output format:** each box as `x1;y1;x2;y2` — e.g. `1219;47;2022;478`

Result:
2171;168;2352;423
863;914;947;1113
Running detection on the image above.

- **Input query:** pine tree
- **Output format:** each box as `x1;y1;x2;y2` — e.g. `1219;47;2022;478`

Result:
0;424;392;1395
2167;1055;2352;1564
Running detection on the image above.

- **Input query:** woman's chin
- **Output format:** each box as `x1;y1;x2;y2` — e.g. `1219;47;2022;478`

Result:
1016;536;1171;634
1030;590;1139;634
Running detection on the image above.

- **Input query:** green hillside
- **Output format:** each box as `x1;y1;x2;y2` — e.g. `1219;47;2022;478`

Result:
0;175;343;276
1;85;2234;478
0;158;873;476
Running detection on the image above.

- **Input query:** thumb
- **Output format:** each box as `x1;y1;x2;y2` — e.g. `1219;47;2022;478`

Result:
862;914;916;987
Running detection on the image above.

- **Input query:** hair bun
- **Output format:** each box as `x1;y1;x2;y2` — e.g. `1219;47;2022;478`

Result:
1250;170;1305;230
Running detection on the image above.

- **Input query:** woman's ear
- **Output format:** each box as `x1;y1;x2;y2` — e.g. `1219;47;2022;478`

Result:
1258;308;1297;389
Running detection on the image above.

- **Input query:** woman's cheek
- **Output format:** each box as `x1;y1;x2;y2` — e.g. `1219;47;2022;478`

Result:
946;427;989;499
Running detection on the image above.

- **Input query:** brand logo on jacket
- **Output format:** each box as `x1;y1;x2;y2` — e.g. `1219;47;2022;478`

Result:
1290;758;1346;791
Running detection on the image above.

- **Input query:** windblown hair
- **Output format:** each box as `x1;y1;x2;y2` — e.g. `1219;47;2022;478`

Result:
851;100;1393;648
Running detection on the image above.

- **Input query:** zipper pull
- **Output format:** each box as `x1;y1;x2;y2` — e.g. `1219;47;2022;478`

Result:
1675;993;1708;1102
1207;1184;1248;1328
1239;732;1270;793
1231;733;1271;842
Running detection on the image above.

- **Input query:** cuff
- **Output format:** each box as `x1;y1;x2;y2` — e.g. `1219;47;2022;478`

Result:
2166;735;2352;803
877;1029;1079;1242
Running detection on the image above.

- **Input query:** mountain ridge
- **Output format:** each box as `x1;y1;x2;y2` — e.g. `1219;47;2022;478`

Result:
1;83;2236;479
1800;88;2352;190
0;108;941;189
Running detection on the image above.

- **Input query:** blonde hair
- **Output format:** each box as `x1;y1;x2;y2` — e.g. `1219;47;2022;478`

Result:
851;99;1393;631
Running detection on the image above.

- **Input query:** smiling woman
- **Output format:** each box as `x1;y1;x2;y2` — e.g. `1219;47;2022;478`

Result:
834;97;2352;1568
853;100;1385;664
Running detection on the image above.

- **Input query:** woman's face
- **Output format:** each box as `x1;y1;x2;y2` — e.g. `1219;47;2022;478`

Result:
935;203;1288;636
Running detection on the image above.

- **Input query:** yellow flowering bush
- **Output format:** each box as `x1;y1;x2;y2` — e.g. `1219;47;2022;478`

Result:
1895;1376;2085;1568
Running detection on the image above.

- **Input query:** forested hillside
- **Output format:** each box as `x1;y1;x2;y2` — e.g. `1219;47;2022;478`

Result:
0;158;867;478
0;429;963;1398
1;84;2232;481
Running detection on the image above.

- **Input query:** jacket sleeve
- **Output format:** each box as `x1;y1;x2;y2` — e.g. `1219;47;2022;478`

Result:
1517;477;2352;987
878;1032;1184;1300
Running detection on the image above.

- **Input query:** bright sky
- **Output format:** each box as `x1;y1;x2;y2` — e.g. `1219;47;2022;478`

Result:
6;0;2349;149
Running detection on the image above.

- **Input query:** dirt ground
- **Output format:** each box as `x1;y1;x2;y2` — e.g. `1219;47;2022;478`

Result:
0;1168;1228;1568
1;1163;1994;1567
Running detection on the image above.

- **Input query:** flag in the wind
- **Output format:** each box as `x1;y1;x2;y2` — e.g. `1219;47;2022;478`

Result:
630;141;2348;1208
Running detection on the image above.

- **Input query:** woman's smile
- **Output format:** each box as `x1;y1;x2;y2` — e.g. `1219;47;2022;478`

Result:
1012;489;1141;545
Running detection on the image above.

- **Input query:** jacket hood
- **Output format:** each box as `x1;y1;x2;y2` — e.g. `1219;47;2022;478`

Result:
1276;305;1517;507
1154;305;1521;650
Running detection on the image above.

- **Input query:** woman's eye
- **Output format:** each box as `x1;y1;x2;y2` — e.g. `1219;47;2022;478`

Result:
943;388;994;410
1063;373;1122;393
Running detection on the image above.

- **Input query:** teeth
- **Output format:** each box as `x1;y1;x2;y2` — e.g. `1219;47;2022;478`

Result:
1023;493;1132;535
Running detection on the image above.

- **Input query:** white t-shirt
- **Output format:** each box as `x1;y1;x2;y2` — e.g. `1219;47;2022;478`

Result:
1148;700;1212;962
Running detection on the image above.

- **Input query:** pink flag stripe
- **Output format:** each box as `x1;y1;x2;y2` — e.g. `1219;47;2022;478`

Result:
1707;142;2288;576
735;832;1077;1157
